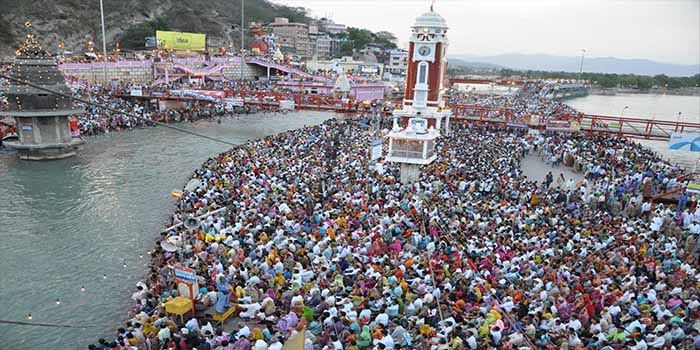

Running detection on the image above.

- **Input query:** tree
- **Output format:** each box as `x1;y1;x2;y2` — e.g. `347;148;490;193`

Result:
374;31;398;49
347;27;374;51
120;17;170;50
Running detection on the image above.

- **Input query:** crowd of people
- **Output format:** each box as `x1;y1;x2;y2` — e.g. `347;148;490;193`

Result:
68;80;294;136
446;81;581;125
88;117;699;350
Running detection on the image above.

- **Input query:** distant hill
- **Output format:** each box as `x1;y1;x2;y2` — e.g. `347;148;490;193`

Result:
452;53;699;77
0;0;310;59
448;58;503;70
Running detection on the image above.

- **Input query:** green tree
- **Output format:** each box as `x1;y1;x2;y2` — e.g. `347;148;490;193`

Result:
374;31;398;49
120;17;170;50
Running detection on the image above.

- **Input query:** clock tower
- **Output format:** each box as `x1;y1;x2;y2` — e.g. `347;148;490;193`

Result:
385;7;451;184
392;8;451;132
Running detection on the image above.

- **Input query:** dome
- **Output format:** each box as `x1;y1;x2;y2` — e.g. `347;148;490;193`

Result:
413;10;448;29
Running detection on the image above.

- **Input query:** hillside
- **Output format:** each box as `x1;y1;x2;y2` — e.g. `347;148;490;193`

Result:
0;0;310;59
453;53;700;77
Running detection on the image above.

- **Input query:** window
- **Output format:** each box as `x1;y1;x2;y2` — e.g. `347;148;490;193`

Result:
417;62;428;84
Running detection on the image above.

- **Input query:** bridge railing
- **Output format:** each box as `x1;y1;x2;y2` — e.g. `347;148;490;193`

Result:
449;105;700;140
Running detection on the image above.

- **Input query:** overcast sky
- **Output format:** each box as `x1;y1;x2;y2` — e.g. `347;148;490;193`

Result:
273;0;700;65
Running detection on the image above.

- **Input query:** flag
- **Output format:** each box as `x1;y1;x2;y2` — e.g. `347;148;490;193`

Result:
282;329;305;350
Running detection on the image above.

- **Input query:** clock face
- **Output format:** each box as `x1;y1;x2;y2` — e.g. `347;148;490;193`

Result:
418;46;431;56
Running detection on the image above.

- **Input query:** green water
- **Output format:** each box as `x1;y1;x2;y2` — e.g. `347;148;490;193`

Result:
0;112;335;349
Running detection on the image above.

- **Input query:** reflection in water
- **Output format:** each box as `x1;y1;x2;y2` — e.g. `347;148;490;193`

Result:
0;112;335;350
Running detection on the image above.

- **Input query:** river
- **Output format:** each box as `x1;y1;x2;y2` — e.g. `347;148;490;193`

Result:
567;93;700;168
0;112;335;350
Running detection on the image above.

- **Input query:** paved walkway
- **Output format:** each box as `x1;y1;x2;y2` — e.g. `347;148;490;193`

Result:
521;154;584;187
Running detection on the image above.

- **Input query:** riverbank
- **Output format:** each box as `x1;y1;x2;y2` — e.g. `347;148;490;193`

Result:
591;86;700;97
90;121;698;350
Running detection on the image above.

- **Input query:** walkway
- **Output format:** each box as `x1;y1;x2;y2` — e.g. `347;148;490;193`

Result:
521;154;584;187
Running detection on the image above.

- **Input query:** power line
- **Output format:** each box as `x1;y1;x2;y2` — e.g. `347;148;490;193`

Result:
0;73;237;147
0;319;97;329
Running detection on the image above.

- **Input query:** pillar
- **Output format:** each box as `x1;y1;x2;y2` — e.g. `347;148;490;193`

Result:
399;163;421;184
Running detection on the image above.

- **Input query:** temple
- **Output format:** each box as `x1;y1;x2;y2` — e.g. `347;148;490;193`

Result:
2;24;83;160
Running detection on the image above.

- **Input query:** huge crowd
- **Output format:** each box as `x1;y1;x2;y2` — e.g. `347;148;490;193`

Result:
446;81;581;125
68;80;293;136
88;117;700;350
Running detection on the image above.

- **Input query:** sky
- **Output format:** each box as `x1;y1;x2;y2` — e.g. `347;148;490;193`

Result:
273;0;700;65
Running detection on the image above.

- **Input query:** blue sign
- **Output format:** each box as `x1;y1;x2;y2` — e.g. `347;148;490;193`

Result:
669;132;700;152
174;265;197;283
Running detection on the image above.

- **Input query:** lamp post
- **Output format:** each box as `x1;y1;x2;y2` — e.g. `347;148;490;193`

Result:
99;0;108;84
620;105;629;117
578;49;586;80
240;0;245;81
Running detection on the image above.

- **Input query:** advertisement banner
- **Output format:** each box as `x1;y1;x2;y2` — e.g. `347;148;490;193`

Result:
669;132;700;152
546;120;580;132
157;31;206;51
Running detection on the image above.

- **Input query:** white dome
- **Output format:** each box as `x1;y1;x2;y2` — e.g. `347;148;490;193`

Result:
413;10;448;29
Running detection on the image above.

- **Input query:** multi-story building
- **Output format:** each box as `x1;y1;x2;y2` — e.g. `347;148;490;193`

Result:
314;35;332;58
269;17;311;57
318;18;347;35
312;35;345;59
387;49;409;76
306;56;384;77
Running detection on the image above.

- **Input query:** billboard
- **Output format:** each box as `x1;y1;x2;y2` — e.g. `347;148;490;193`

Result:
669;132;700;152
156;31;206;51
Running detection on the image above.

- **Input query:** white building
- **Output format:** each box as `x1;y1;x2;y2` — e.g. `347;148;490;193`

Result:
387;49;409;76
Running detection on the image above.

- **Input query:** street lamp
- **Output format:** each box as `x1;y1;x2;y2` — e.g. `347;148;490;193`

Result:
578;49;586;80
99;0;108;83
240;0;245;81
620;105;629;117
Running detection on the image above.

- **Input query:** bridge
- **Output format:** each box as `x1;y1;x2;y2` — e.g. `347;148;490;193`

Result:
245;57;312;78
448;78;591;99
118;90;698;140
450;105;700;140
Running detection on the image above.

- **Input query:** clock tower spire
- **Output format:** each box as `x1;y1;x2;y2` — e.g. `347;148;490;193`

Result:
394;8;450;131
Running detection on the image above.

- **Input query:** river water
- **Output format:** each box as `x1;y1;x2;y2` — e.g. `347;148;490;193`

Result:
567;93;700;168
1;93;699;349
0;112;335;350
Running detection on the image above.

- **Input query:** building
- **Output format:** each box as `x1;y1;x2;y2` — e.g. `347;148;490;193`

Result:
385;8;452;183
318;18;347;35
2;30;84;160
312;35;344;59
306;57;384;77
387;49;409;76
269;17;311;57
275;79;385;101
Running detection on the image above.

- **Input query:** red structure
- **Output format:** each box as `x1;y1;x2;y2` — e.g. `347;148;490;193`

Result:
118;89;700;141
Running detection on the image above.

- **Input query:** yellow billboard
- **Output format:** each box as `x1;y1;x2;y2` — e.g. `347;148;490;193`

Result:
156;31;206;51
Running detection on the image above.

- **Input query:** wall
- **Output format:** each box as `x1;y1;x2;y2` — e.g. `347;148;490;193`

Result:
59;61;154;84
59;59;263;84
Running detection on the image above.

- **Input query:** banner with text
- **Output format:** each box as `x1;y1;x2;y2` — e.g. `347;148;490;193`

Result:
157;31;206;51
